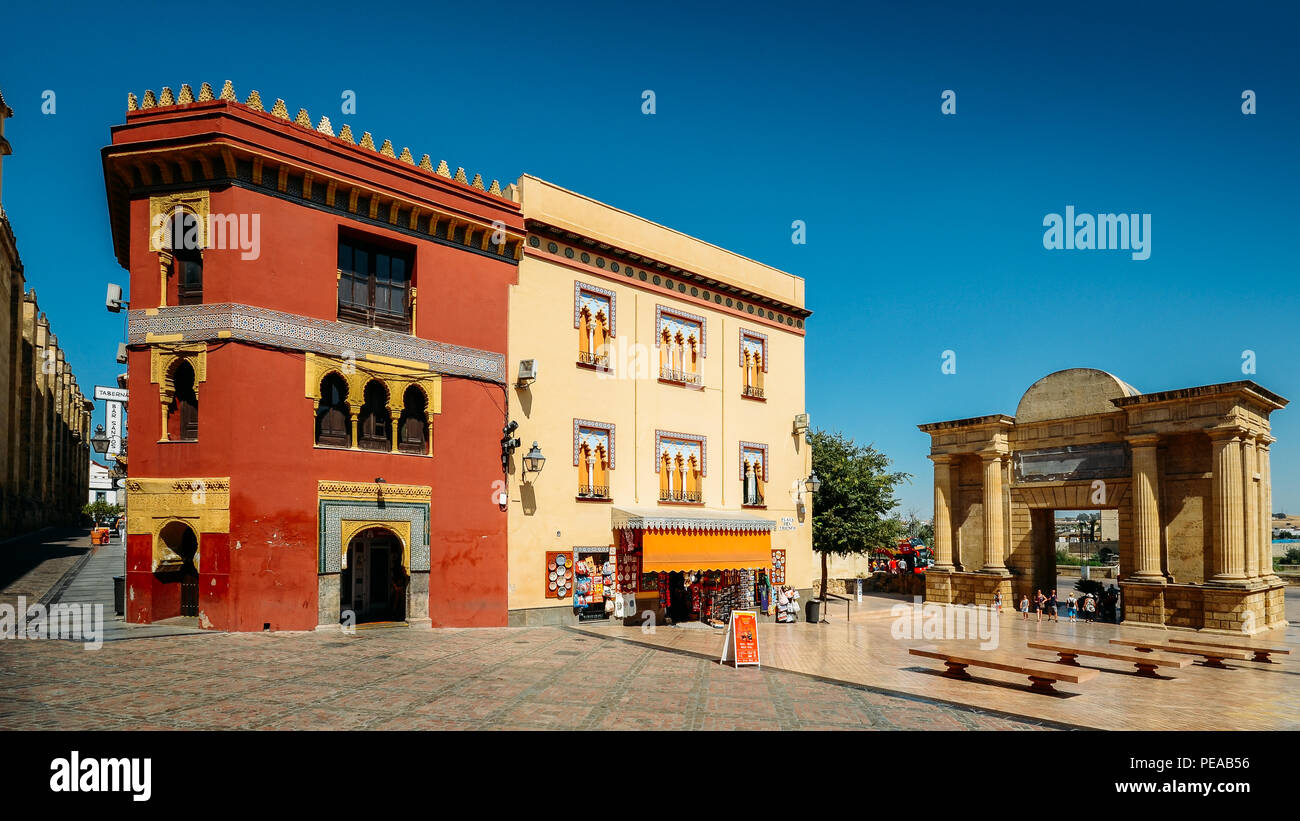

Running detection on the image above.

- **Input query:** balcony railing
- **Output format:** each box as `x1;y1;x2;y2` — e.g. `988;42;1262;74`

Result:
577;484;610;499
659;367;701;385
743;492;765;506
577;350;610;370
659;490;703;503
742;384;765;399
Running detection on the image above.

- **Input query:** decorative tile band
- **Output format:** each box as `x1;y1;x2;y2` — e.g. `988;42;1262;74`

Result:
739;441;769;482
318;498;430;573
573;419;616;469
655;429;707;476
574;281;617;337
129;303;505;383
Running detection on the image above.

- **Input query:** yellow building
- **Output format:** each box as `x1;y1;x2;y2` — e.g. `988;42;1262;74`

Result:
505;175;814;626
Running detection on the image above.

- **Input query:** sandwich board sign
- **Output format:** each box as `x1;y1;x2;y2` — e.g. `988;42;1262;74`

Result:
719;610;760;668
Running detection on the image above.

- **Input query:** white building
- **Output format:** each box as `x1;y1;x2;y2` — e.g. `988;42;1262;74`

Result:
88;460;118;506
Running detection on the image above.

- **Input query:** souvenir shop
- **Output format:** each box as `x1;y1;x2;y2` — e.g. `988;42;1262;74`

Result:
609;506;784;627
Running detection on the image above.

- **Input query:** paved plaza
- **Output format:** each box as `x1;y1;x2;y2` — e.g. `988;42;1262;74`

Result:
1;529;1296;731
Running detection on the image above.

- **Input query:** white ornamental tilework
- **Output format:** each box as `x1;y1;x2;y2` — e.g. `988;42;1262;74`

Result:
739;441;769;482
740;329;768;372
573;419;615;468
654;305;706;357
573;282;616;337
129;303;505;383
655;430;706;475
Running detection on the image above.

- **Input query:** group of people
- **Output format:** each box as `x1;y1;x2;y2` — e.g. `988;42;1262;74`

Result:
991;588;1115;623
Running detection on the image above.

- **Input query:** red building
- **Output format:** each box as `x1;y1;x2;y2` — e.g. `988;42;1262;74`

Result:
102;82;525;630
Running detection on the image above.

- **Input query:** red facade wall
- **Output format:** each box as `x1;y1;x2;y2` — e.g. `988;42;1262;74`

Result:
112;101;519;630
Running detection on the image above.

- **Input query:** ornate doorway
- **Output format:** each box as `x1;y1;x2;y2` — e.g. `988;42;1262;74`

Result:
341;527;408;624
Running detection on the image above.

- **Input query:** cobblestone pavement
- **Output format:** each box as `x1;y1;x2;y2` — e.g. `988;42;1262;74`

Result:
0;626;1060;731
0;528;93;612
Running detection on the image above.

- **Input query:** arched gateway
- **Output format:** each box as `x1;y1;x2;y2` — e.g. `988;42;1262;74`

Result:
919;369;1287;634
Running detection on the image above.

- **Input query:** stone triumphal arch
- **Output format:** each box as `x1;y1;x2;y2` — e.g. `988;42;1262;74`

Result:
919;369;1287;634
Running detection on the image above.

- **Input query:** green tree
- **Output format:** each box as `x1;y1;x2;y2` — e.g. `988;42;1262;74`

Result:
809;430;909;607
82;500;123;524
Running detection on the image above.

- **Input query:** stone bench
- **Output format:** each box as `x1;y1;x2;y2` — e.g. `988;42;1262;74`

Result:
1168;637;1292;664
908;646;1098;694
1108;639;1249;669
1027;641;1189;678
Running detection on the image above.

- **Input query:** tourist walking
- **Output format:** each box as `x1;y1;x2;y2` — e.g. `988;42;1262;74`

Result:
993;590;1003;614
1083;594;1096;623
1067;593;1078;623
1020;594;1030;620
1048;589;1059;623
1034;589;1047;622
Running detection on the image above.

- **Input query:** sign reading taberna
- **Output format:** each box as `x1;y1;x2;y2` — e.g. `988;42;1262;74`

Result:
94;386;129;403
720;610;760;668
1013;443;1130;483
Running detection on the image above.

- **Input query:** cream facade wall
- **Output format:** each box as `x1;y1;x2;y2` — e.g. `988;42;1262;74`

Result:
506;176;813;619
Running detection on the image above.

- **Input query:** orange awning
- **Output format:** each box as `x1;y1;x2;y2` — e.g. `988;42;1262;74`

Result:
640;530;772;573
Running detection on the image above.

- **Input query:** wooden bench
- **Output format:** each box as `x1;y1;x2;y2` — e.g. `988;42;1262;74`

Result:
1109;639;1249;669
1168;637;1292;664
1027;641;1189;678
908;646;1098;694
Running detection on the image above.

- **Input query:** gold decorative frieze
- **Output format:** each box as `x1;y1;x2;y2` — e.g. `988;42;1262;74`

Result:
318;480;431;503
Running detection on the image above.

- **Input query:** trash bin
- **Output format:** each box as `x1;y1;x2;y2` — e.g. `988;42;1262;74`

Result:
805;598;821;623
113;575;125;617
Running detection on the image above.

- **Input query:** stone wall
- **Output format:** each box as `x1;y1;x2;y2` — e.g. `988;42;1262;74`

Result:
0;221;92;538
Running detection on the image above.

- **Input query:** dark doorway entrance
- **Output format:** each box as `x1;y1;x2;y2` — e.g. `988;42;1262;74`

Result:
341;528;408;624
157;521;200;618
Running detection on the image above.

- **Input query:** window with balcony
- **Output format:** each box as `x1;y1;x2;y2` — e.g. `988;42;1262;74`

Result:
574;421;614;499
165;208;203;305
316;373;350;447
741;330;767;400
740;443;768;507
338;234;413;333
657;432;704;503
169;360;198;441
656;307;705;386
357;381;391;451
397;385;430;455
575;284;615;371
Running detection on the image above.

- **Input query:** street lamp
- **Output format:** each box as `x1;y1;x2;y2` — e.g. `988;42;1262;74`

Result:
90;424;110;455
804;472;822;494
523;442;546;478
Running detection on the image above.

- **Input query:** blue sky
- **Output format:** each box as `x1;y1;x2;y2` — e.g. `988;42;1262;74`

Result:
1;0;1297;517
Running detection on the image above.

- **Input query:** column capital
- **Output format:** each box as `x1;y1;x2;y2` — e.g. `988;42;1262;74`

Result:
1126;433;1160;447
978;445;1009;461
1208;424;1248;443
1257;433;1276;448
929;453;955;465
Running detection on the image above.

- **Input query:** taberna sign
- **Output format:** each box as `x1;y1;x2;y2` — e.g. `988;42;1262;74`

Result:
94;386;129;403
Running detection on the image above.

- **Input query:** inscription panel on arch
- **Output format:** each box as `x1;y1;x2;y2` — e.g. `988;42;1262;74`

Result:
1013;443;1130;483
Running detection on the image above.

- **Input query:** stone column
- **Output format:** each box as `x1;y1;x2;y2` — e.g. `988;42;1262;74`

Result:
981;450;1007;572
1210;428;1247;584
390;411;401;453
1258;435;1275;580
1241;434;1259;580
930;454;955;570
1127;434;1164;581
